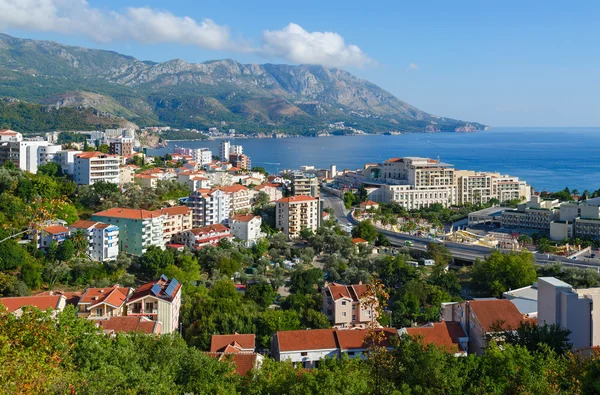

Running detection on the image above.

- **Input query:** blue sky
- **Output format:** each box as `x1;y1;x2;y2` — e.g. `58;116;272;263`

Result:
2;0;599;127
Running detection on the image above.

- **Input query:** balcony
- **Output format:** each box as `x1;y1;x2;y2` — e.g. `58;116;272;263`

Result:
129;308;158;315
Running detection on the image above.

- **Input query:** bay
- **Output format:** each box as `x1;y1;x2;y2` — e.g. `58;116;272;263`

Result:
147;127;600;192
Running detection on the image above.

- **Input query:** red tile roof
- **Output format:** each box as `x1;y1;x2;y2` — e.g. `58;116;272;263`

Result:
43;225;70;235
219;184;248;193
127;276;181;304
468;299;526;332
69;220;98;229
0;129;19;136
231;214;259;223
76;152;119;159
0;295;64;313
326;283;369;302
336;328;398;350
211;333;256;352
276;195;317;203
276;329;339;352
404;321;466;353
154;206;191;216
97;316;161;335
360;200;379;206
93;208;162;220
190;224;230;235
206;352;259;376
351;238;368;244
79;286;131;308
35;291;81;306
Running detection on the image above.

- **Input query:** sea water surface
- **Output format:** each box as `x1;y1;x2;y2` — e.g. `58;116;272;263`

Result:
148;127;600;192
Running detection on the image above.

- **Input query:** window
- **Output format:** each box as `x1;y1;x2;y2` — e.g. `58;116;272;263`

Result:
301;352;308;356
95;308;103;316
352;315;356;320
341;301;347;306
342;312;347;317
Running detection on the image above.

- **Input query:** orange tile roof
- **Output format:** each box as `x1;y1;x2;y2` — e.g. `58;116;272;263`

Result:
211;333;256;352
190;224;230;235
468;299;526;332
231;214;259;223
384;158;403;163
97;316;161;335
206;352;259;376
405;321;466;353
70;220;99;229
0;295;64;313
35;291;81;306
276;195;317;203
360;200;379;206
351;238;368;244
276;329;339;352
127;276;181;304
43;225;70;235
76;151;119;159
219;184;248;193
325;283;369;302
336;328;398;350
135;174;158;179
93;208;162;220
79;286;130;308
154;206;191;216
0;129;18;136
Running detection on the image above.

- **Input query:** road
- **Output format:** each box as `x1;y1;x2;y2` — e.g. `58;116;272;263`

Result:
321;192;600;271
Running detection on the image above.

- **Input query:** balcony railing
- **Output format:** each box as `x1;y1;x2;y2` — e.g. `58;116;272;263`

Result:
129;308;158;315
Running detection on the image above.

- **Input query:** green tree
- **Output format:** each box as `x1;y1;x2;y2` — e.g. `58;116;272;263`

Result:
352;220;378;243
0;240;26;270
426;242;453;266
289;267;324;294
20;258;43;289
56;239;75;262
504;321;572;355
471;250;537;297
37;162;64;178
245;281;278;309
254;191;270;207
343;191;356;209
255;309;302;348
139;246;175;277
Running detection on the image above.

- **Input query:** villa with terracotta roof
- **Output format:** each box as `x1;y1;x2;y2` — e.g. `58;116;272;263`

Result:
206;352;264;376
400;321;468;356
178;224;233;249
0;294;67;318
69;219;119;262
92;208;165;255
275;195;321;238
210;333;256;353
322;282;378;328
360;200;380;210
272;328;399;368
77;285;133;320
97;316;162;335
0;129;22;142
125;275;182;334
230;214;264;246
39;225;70;249
441;299;530;355
74;151;120;185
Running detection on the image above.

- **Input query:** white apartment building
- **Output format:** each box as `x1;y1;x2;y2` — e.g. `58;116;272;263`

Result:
74;152;120;185
501;195;559;230
538;277;600;350
252;183;284;203
119;165;136;185
38;144;63;167
53;149;82;175
231;144;243;155
152;206;193;243
455;170;531;205
219;184;251;214
290;171;320;198
0;129;23;142
69;220;119;262
230;214;264;245
188;188;231;227
550;197;600;241
219;140;231;161
174;147;213;165
276;195;320;238
125;276;182;334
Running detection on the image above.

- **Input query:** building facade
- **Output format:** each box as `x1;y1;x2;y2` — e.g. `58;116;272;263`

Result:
188;188;231;227
276;195;320;238
290;171;320;198
178;224;233;249
74;152;120;185
153;206;193;243
69;220;119;262
322;283;377;328
230;214;264;245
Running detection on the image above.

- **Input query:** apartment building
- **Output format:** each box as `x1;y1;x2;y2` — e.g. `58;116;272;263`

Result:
174;147;213;165
108;137;134;158
119;164;137;185
54;149;82;175
188;188;231;227
178;224;233;249
125;275;182;334
550;197;600;240
230;214;264;245
455;170;530;205
219;140;231;161
501;195;559;230
252;183;283;203
229;153;251;170
322;282;377;328
219;184;251;214
276;195;320;238
77;285;132;319
153;206;193;243
538;276;600;350
69;220;119;262
290;171;320;198
39;225;70;249
74;152;120;185
91;208;165;256
38;144;63;167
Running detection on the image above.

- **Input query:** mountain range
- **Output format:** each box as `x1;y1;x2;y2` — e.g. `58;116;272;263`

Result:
0;33;486;135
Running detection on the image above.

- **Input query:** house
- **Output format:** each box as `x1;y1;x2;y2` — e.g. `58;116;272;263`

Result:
135;174;159;188
210;333;256;353
0;294;67;318
119;165;137;185
35;290;81;307
360;200;380;210
441;299;528;355
229;214;264;246
77;285;132;320
399;321;468;356
322;282;378;328
152;206;193;243
125;275;182;334
252;183;283;203
91;208;165;256
39;225;70;249
206;352;263;376
271;328;399;368
351;237;370;253
97;316;162;335
69;220;119;262
178;224;233;249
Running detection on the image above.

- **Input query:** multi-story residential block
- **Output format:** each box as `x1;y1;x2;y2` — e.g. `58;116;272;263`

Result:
230;214;264;245
276;195;320;238
177;171;212;191
125;275;182;334
119;164;137;185
550;197;600;240
290;171;320;198
229;153;251;170
538;276;600;350
441;299;526;355
91;208;165;256
53;149;82;175
252;183;284;203
153;206;193;243
322;282;377;328
188;188;231;227
77;285;132;319
501;195;559;230
69;220;119;262
178;224;233;250
219;184;250;214
173;147;213;165
455;170;531;205
39;225;70;249
74;151;120;185
38;144;63;167
108;136;134;158
219;140;231;161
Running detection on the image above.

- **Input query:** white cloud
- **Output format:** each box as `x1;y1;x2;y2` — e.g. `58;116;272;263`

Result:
0;0;231;49
260;23;373;68
408;63;419;71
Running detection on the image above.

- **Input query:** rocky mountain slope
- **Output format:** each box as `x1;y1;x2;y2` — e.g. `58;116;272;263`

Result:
0;33;486;135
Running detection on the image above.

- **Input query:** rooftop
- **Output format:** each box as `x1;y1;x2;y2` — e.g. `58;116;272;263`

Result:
468;299;527;332
0;295;65;313
43;225;70;235
127;275;181;304
93;208;162;220
79;285;131;308
210;333;256;353
231;214;260;223
97;316;161;335
276;195;317;203
404;321;466;353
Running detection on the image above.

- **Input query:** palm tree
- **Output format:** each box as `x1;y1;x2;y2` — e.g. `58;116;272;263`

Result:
72;230;89;257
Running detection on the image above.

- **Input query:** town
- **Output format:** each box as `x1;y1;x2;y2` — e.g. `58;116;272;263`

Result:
1;127;600;393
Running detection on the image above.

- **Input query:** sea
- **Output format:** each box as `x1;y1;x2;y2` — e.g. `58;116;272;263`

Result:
147;127;600;192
